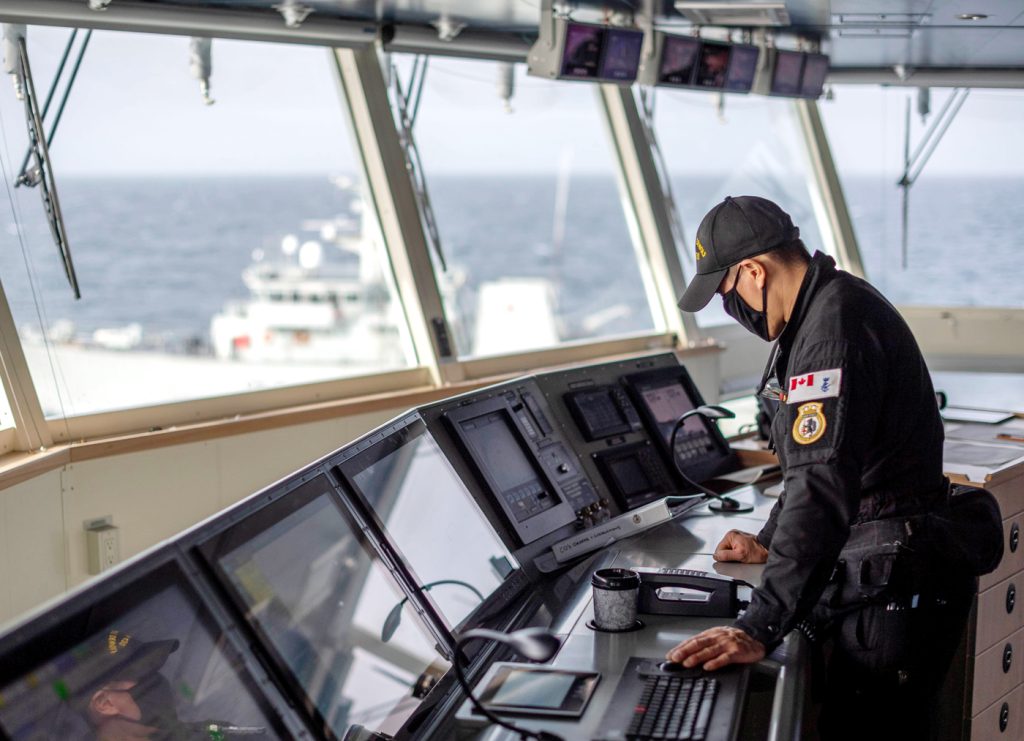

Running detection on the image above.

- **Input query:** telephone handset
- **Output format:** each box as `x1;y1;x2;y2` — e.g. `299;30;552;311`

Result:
634;567;747;617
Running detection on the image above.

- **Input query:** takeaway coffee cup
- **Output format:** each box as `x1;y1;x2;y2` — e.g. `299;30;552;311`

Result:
591;568;641;631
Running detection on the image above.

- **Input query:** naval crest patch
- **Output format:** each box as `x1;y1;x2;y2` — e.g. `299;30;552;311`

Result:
792;402;826;445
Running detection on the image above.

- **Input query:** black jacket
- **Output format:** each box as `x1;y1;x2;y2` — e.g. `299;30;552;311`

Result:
734;252;945;648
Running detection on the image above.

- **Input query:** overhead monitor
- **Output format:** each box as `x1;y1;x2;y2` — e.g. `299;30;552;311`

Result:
694;41;731;89
799;52;829;97
598;27;644;81
657;34;700;86
725;44;760;92
560;22;604;79
770;49;805;96
200;474;450;740
529;20;645;83
0;556;289;740
336;416;520;634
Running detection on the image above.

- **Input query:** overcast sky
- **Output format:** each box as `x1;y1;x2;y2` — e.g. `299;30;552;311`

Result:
0;26;1020;179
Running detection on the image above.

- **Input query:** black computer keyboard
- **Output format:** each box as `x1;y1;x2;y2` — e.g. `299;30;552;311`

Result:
595;658;749;741
627;672;719;740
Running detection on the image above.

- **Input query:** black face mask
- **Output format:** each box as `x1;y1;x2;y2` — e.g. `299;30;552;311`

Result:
127;673;179;734
722;269;771;341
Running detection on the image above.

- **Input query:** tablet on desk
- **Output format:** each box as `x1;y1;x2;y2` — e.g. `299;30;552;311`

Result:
476;663;601;718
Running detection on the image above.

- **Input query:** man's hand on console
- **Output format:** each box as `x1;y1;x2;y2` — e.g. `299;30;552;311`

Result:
665;626;766;671
713;530;768;564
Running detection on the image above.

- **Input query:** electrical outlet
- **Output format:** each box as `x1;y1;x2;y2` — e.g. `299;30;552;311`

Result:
85;519;120;575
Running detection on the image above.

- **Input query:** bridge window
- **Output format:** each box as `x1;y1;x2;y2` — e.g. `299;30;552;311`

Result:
821;86;1023;308
0;30;417;421
649;90;831;327
391;56;662;358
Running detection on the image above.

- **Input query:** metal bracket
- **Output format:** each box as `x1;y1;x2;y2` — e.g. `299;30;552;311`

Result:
897;88;969;268
390;55;448;272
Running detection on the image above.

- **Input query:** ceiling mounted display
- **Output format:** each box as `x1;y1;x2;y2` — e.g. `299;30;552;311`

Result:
637;33;761;94
528;20;644;84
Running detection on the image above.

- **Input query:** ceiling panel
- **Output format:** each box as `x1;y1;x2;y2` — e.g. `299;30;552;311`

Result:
4;0;1024;69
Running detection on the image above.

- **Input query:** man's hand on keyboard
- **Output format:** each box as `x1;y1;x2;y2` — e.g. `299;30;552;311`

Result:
666;626;765;671
713;530;768;564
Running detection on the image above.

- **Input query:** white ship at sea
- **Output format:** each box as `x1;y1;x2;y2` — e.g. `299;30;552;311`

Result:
210;178;406;367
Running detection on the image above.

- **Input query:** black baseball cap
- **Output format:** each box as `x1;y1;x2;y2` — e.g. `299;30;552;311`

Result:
678;196;799;312
67;630;179;700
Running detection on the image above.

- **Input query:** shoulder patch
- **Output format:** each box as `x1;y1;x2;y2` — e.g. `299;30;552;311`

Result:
787;368;842;404
792;402;827;445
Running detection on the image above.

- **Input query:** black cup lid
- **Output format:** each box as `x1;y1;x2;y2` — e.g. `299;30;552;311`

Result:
592;568;640;590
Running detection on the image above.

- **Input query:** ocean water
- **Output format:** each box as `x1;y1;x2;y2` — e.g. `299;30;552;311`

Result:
0;174;1020;353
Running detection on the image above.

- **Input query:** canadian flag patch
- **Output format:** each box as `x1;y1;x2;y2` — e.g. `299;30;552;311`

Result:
786;368;842;403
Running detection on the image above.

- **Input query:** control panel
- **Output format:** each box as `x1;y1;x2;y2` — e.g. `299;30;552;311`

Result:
623;366;736;487
441;380;607;547
535;354;683;512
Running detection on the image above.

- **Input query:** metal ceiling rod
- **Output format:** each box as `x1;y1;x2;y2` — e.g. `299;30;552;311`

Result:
896;87;969;269
391;56;447;272
637;86;690;273
15;28;91;187
15;36;80;298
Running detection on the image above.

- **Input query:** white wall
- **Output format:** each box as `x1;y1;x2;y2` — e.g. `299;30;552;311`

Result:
0;408;400;628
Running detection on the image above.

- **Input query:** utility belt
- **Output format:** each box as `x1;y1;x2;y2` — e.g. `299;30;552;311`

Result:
820;481;1002;618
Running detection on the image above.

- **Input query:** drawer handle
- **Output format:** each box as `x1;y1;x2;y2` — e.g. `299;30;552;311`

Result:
1008;584;1017;615
1012;523;1020;553
1004;643;1013;673
1000;702;1009;733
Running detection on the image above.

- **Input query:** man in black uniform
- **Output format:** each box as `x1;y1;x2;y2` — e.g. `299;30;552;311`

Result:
664;196;974;738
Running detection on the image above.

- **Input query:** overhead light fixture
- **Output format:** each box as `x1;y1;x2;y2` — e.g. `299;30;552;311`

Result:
833;13;931;25
88;0;113;9
957;13;989;21
675;2;790;27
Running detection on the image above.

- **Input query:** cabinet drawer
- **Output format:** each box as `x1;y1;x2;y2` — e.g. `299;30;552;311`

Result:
981;515;1024;592
989;473;1024;520
971;685;1023;740
973;628;1024;714
976;575;1024;654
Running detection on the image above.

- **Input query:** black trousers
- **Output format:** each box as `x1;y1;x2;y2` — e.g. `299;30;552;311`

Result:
813;581;974;741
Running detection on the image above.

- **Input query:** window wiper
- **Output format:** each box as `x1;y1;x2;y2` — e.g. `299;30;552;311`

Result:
11;32;83;299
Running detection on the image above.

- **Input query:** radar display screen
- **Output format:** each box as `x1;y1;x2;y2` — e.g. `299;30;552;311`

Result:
598;28;644;81
658;35;700;86
725;44;760;92
771;50;805;96
561;23;604;79
202;475;449;740
0;559;286;741
695;41;731;89
624;366;734;486
460;410;556;523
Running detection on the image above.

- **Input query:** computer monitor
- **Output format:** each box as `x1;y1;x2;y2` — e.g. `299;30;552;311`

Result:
0;555;289;740
199;474;450;740
560;22;604;79
771;50;805;96
445;397;577;545
800;53;829;97
598;27;644;81
694;41;731;89
624;366;735;486
725;44;760;92
658;35;700;86
336;416;520;634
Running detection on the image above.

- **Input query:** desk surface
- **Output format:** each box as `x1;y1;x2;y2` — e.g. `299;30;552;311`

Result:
456;483;802;741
